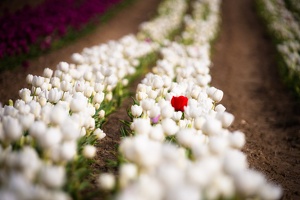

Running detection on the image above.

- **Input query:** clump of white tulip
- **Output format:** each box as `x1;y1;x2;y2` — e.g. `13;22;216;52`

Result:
0;13;164;199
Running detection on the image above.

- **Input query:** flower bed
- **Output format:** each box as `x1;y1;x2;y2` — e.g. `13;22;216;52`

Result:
0;0;283;199
0;0;131;71
256;0;300;98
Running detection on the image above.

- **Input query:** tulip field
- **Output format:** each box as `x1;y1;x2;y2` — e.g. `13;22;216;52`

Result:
0;0;299;199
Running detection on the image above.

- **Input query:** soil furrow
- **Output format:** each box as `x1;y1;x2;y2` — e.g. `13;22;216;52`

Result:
211;0;300;199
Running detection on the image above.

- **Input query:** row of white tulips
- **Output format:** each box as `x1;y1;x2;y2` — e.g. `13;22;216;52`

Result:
97;0;283;200
0;0;187;199
257;0;300;94
0;0;283;199
137;0;188;42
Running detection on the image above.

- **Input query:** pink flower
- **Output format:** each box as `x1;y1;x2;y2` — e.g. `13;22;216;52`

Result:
171;96;188;112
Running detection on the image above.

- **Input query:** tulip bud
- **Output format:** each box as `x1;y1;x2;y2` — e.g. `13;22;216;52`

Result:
94;128;106;140
43;68;53;78
131;105;143;117
98;173;115;190
83;145;97;158
57;62;69;73
2;116;23;142
229;131;245;149
32;75;44;87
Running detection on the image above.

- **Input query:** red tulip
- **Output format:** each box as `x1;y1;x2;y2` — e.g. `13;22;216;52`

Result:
171;96;188;112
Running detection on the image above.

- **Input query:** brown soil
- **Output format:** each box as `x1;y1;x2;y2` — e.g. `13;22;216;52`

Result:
210;0;300;199
0;0;299;199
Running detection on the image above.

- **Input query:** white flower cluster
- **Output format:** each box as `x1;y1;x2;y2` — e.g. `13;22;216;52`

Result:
182;0;221;45
109;1;282;200
0;31;158;200
258;0;300;73
0;0;191;198
138;0;188;42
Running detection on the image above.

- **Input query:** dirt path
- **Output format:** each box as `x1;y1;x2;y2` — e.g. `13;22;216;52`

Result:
210;0;300;199
0;0;161;104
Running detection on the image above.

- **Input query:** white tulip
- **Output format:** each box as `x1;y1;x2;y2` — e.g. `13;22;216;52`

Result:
161;104;174;119
39;96;47;107
212;174;235;198
3;105;18;118
212;89;224;103
153;76;164;89
38;127;62;149
39;165;65;188
140;99;155;111
60;141;77;161
106;92;113;101
149;124;165;142
57;62;69;73
60;81;71;92
26;74;33;85
98;110;105;118
166;184;201;200
83;145;97;158
131;105;143;117
172;111;182;121
223;150;248;175
119;163;138;188
7;173;31;199
60;118;80;141
149;105;160;118
229;131;245;149
98;173;115;190
202;117;222;136
50;77;61;88
215;104;226;112
75;81;85;92
93;92;104;104
216;111;235;128
70;93;87;113
258;183;282;200
83;86;93;98
133;118;151;135
94;128;106;140
234;169;266;197
18;113;34;130
157;164;184;189
83;71;93;82
122;79;129;86
209;136;229;155
71;53;84;64
176;128;196;148
50;105;67;125
19;88;33;103
32;75;45;87
2;116;23;142
29;121;47;139
148;89;158;99
94;83;105;92
136;91;148;101
161;118;178;136
48;88;62;103
194;116;205;130
43;68;53;78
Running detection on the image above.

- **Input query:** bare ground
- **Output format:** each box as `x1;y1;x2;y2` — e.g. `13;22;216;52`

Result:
210;0;300;199
0;0;299;199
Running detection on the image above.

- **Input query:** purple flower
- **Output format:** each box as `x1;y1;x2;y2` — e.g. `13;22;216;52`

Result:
151;115;161;124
